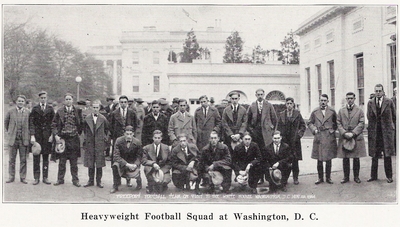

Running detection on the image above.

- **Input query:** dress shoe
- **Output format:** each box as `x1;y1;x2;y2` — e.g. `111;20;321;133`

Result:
293;179;299;185
135;185;142;190
97;183;104;188
281;186;287;192
73;182;81;187
367;178;377;182
326;178;333;184
387;178;393;183
251;188;258;194
340;178;349;184
258;179;264;185
195;189;202;195
53;181;64;186
146;189;153;194
315;178;324;184
83;182;94;187
20;179;28;184
126;179;133;187
162;184;168;192
110;187;118;194
33;179;40;185
43;178;51;185
6;178;15;183
354;178;361;183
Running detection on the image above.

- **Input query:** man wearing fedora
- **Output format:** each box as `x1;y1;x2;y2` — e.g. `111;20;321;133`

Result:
307;94;338;185
232;132;263;194
367;84;396;183
168;99;197;147
142;100;169;146
262;131;293;192
52;93;83;187
82;100;109;188
5;95;31;184
29;91;55;185
337;92;366;184
170;133;201;194
111;126;142;193
199;131;232;194
142;130;172;194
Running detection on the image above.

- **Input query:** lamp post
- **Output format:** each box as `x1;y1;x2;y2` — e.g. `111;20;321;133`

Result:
75;76;82;101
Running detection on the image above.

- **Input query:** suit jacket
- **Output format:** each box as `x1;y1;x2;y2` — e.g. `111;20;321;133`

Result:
51;105;83;137
29;104;55;154
194;106;221;150
110;107;137;140
221;105;248;139
142;113;169;146
232;142;262;174
168;111;197;143
170;143;200;174
307;106;338;161
5;107;32;146
113;136;142;170
247;100;278;147
142;143;171;175
199;142;232;172
262;142;293;171
367;97;396;157
83;113;109;168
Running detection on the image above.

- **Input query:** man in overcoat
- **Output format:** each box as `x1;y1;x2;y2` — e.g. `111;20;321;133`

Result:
5;95;31;184
142;100;169;146
52;93;83;187
367;84;396;183
337;92;366;184
111;126;142;193
307;94;338;185
194;95;221;150
134;98;146;142
142;130;172;194
168;99;197;147
277;97;306;185
82;101;109;188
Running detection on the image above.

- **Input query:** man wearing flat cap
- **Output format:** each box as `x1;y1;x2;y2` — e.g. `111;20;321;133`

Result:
142;130;172;194
159;98;174;123
111;126;143;193
171;97;180;113
29;91;55;185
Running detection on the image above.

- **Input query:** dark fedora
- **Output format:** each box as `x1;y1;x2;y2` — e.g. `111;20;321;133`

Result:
269;168;282;186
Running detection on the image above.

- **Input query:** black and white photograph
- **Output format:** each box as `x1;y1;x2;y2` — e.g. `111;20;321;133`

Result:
2;2;399;226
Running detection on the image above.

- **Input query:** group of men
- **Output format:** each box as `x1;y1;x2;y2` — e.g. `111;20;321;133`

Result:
4;83;396;196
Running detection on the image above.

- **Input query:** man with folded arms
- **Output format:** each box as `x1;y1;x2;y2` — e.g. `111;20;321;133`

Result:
111;126;142;193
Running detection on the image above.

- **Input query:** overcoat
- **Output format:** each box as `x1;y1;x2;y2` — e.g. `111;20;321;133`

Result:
307;106;338;161
221;105;247;140
337;105;367;158
168;111;197;143
277;109;306;160
110;107;137;141
170;143;199;174
367;97;396;157
83;114;109;168
142;113;169;146
112;136;142;177
135;106;145;141
142;143;172;178
5;107;32;147
247;100;278;147
199;142;231;172
194;106;221;150
29;104;55;154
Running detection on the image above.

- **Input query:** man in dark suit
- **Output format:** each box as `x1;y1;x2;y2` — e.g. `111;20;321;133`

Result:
52;93;83;187
170;133;201;194
263;131;293;192
29;91;55;185
232;132;263;194
82;101;109;188
5;95;31;184
221;92;248;154
142;130;172;194
199;131;232;194
142;100;169;146
367;84;396;183
195;95;221;150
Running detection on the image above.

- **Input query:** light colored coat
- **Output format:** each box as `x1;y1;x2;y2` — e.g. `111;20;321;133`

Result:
168;111;197;143
337;105;367;158
194;106;221;150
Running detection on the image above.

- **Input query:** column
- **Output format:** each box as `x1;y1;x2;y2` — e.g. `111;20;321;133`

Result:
113;60;118;95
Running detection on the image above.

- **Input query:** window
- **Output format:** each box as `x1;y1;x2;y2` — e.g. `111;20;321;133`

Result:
390;43;397;95
304;42;310;52
306;67;311;112
314;37;321;48
153;51;159;64
353;18;364;33
326;30;334;43
190;99;200;105
316;64;322;97
328;61;335;108
153;76;160;92
132;51;139;64
356;53;364;106
132;75;139;92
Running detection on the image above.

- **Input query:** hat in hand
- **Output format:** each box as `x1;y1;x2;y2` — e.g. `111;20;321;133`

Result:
31;141;42;156
152;169;165;183
125;167;140;179
209;170;223;186
269;168;282;186
343;138;356;151
55;139;65;154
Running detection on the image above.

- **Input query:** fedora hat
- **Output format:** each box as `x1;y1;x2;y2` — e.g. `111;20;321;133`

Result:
55;139;65;154
343;138;356;151
209;171;223;186
31;141;41;156
136;98;144;103
125;167;140;179
269;168;282;186
236;174;249;186
152;169;165;183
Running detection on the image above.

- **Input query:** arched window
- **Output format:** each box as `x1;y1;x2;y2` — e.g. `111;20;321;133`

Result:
265;90;285;101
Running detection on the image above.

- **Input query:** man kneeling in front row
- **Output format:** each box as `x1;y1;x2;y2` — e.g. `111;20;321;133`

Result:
110;126;142;193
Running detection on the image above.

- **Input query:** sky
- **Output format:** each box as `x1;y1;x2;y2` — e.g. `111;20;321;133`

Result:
4;5;327;54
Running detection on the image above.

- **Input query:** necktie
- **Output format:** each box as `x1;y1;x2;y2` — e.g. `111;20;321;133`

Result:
245;146;248;153
41;104;45;111
275;145;279;154
94;113;98;117
377;98;381;108
258;102;262;112
203;107;207;118
127;141;131;148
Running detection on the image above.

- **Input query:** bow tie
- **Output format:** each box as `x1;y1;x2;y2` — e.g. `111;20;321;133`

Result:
93;114;98;117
